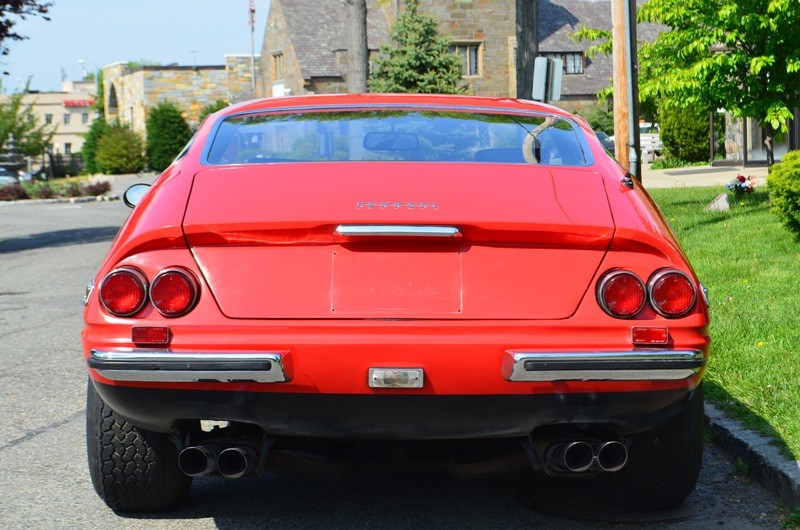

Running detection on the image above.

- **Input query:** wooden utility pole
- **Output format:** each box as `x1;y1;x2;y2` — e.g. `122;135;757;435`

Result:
612;0;630;171
611;0;641;180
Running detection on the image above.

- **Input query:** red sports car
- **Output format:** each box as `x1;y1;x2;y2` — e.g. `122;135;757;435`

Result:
83;94;709;512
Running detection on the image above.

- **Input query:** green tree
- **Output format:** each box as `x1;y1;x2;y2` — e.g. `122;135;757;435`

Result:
145;101;192;172
95;124;145;174
638;0;800;166
81;117;109;174
0;82;55;158
198;98;229;123
368;0;466;94
82;72;108;174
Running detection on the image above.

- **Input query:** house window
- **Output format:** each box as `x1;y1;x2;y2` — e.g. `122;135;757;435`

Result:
544;52;585;75
45;114;53;124
82;112;89;124
450;43;482;77
63;113;71;125
65;143;72;155
272;52;284;80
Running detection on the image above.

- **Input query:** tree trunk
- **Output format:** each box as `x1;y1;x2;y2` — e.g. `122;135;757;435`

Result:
346;0;369;93
515;0;538;100
763;122;775;167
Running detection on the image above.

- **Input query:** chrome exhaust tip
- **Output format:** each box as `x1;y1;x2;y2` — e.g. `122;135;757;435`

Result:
595;440;628;472
178;445;219;477
548;441;594;473
217;446;257;479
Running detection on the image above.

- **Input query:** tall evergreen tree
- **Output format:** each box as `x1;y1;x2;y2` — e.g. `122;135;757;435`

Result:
368;0;466;94
145;101;192;172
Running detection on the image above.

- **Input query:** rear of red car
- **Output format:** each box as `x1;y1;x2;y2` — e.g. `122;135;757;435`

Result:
83;94;709;512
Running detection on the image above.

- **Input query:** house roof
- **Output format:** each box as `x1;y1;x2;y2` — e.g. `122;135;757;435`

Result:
280;0;389;79
538;0;663;96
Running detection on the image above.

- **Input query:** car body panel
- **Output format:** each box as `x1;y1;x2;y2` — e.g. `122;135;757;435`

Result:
83;93;709;441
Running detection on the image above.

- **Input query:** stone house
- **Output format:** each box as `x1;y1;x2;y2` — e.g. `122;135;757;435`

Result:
257;0;390;97
257;0;660;114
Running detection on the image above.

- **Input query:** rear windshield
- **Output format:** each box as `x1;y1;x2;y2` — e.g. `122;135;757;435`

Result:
206;109;588;166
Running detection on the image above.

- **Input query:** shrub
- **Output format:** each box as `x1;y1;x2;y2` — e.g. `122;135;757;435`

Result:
64;181;83;197
95;125;145;174
146;101;192;172
83;180;111;196
579;106;614;134
0;183;28;201
658;103;710;163
25;181;57;199
82;116;110;174
768;150;800;238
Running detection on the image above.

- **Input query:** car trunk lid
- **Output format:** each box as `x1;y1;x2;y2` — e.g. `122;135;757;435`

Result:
183;163;614;319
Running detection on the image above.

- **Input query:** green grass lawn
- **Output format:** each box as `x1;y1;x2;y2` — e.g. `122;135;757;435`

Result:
648;186;800;458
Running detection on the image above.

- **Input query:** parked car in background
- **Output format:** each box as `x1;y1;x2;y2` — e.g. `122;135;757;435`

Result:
595;131;615;155
83;94;709;513
0;167;18;187
639;122;663;161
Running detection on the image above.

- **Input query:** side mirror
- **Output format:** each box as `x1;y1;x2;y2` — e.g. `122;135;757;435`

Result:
123;183;151;208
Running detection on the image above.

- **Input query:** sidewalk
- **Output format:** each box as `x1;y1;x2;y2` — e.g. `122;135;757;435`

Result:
641;162;769;189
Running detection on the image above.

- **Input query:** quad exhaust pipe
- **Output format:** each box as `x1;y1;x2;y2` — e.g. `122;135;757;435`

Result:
178;445;257;478
545;439;628;474
178;445;219;477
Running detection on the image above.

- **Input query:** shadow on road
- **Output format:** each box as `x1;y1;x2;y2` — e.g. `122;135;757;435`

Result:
0;226;120;253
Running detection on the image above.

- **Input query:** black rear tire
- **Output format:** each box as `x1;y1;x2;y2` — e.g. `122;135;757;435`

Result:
611;383;704;510
86;380;191;512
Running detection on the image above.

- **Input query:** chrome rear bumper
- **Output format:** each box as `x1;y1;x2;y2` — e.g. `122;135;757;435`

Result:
503;350;705;382
88;350;288;383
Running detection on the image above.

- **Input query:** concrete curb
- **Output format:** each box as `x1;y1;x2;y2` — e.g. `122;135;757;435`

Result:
0;194;120;206
705;403;800;508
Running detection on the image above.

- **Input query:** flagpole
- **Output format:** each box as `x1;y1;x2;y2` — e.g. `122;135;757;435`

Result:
250;0;256;94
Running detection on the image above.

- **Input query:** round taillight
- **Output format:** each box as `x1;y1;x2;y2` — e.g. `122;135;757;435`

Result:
649;270;696;318
99;268;148;317
597;270;646;318
150;268;199;317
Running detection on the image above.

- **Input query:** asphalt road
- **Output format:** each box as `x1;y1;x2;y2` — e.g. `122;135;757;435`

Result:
0;200;788;529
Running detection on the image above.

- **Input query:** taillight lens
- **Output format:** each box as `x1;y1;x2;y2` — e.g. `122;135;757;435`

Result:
597;271;646;318
99;268;148;317
150;268;199;317
649;270;696;318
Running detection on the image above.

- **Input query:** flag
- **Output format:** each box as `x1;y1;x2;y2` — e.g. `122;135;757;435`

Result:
249;0;256;28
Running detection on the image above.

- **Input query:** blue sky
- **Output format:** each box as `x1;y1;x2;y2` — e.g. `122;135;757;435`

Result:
1;0;271;93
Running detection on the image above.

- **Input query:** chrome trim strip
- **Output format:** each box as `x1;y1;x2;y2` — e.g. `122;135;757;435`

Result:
335;225;461;237
503;350;704;382
89;349;288;383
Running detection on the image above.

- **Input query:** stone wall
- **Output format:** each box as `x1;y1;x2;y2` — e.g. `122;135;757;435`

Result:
103;60;257;134
418;0;515;97
226;55;260;103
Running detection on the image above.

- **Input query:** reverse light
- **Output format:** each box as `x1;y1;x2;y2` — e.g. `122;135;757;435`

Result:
150;268;199;317
597;270;646;318
99;267;148;317
648;270;697;318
